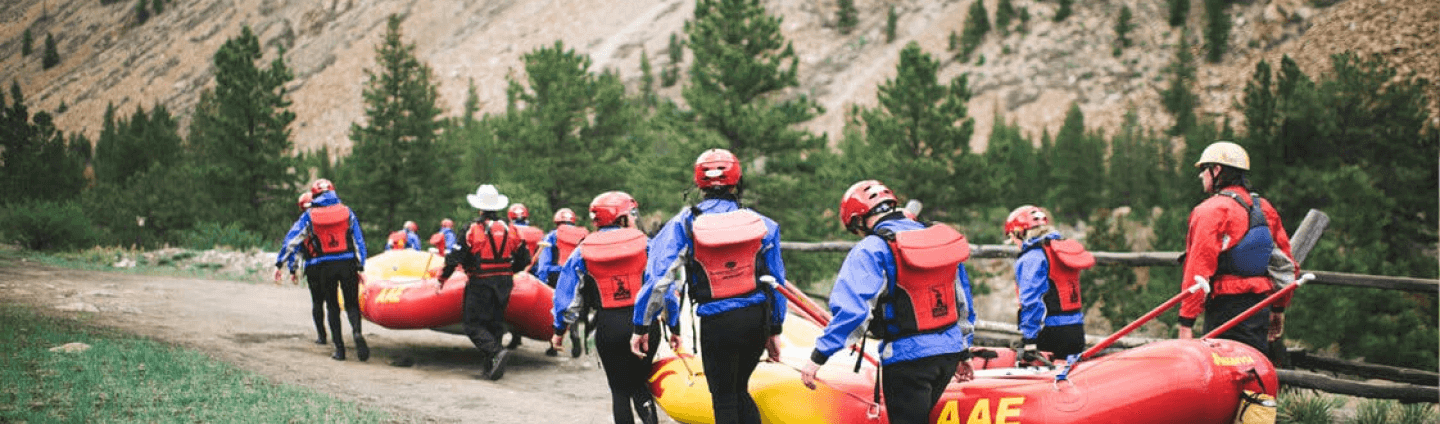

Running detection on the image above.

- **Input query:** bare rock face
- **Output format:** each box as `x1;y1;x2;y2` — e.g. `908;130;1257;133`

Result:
2;0;1432;156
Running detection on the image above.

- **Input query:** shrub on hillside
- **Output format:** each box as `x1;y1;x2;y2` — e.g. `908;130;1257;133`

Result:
1;200;97;251
177;222;267;250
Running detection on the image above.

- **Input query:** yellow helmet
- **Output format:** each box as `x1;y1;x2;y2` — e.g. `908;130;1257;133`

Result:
1195;141;1250;170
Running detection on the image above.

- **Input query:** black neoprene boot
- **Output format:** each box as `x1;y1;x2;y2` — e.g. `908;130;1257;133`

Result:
331;340;345;361
354;332;369;362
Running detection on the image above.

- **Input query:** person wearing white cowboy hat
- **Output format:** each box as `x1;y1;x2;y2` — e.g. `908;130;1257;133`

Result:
438;183;532;380
467;184;509;211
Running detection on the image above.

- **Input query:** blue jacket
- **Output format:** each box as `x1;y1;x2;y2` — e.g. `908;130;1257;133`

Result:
811;218;974;366
404;230;421;251
632;198;787;334
276;192;368;270
1015;232;1084;341
439;227;458;252
533;229;561;282
553;226;679;333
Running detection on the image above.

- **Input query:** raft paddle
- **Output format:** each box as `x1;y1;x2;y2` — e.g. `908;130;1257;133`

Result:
1078;276;1212;361
1203;273;1314;340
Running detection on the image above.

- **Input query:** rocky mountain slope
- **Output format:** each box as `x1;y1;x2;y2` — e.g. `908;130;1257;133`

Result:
2;0;1435;156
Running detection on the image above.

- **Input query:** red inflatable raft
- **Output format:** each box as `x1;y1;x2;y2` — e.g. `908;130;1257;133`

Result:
358;249;555;340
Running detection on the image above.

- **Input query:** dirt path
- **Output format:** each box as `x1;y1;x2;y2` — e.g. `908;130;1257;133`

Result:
0;255;674;424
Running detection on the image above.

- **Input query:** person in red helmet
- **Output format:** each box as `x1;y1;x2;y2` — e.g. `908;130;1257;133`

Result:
430;219;459;256
552;191;672;424
277;179;369;361
535;207;591;356
632;148;787;424
387;221;421;251
800;180;975;424
503;202;547;349
435;184;532;380
276;191;331;346
1003;205;1094;362
1179;142;1297;355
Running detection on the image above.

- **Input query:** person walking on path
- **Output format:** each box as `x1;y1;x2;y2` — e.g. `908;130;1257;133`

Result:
276;179;370;361
631;148;787;424
534;208;589;288
276;191;329;346
552;192;669;424
436;184;533;380
1178;141;1297;354
1003;205;1094;361
800;180;976;424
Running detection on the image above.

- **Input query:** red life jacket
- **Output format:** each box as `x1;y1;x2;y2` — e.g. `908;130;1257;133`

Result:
466;220;522;277
1040;238;1094;314
689;209;767;301
580;228;648;309
516;225;545;266
872;224;970;340
306;205;353;255
554;224;589;264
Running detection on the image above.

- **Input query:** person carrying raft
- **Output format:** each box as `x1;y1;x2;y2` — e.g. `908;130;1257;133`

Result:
552;191;670;424
1003;205;1094;362
800;180;976;424
631;148;787;424
276;179;370;361
435;184;532;380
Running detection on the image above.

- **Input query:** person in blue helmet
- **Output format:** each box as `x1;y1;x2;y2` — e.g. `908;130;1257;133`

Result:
276;179;370;361
552;192;672;424
799;180;975;424
631;148;786;424
1004;205;1094;362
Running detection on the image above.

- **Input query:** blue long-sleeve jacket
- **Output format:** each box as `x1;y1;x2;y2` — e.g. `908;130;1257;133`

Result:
811;218;974;366
439;227;458;252
553;226;680;333
404;230;421;251
276;192;368;270
632;198;787;334
1015;232;1084;342
533;230;561;282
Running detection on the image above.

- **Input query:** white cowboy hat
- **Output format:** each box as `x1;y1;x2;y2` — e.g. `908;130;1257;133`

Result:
466;184;509;211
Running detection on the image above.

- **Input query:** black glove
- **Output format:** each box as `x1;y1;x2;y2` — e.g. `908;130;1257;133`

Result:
1020;344;1042;362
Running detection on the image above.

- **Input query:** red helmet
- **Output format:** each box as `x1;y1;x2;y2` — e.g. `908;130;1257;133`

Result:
589;191;638;227
839;180;898;234
310;178;335;196
403;221;417;232
441;218;454;229
693;148;742;189
1004;205;1051;239
553;208;577;225
508;203;530;221
386;231;406;250
297;192;313;212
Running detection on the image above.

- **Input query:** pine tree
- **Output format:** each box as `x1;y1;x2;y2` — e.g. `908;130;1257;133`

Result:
41;33;60;69
1160;31;1197;136
682;0;823;160
1168;0;1190;27
134;0;150;24
1054;0;1073;23
836;0;858;35
462;77;480;126
885;6;898;43
959;0;990;61
1114;6;1134;56
339;14;445;232
152;0;163;15
661;33;683;87
983;115;1038;202
846;42;979;219
639;49;656;106
1047;103;1103;218
995;0;1015;35
21;29;32;57
187;26;295;232
1203;0;1230;63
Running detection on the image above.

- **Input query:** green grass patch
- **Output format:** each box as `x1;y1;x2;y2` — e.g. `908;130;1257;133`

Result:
0;303;399;423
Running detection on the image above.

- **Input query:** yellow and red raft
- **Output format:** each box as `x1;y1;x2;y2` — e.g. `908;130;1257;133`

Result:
357;249;554;340
647;281;1279;424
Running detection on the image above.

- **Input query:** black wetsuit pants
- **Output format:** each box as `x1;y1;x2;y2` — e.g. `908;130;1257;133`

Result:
882;352;963;424
1036;322;1086;358
305;260;362;350
462;274;513;358
1203;292;1271;353
595;307;659;424
698;303;768;424
305;269;327;343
